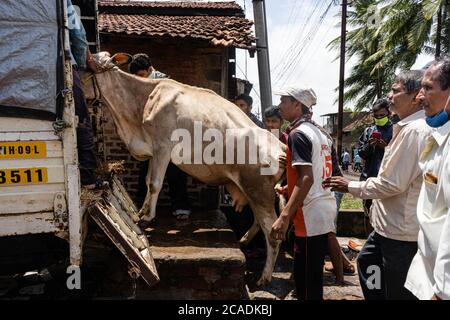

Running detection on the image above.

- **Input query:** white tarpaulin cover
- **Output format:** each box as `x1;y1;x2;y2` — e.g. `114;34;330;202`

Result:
0;0;59;115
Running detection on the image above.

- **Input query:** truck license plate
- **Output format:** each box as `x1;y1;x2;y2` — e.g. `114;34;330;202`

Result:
0;141;47;159
0;168;48;186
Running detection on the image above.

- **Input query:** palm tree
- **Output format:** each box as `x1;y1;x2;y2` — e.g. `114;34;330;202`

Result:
330;0;449;112
329;0;394;111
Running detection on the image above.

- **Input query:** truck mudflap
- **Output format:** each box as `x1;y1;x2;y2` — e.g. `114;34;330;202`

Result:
88;175;159;286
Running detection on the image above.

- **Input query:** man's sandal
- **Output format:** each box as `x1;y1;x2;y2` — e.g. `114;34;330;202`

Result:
173;209;191;221
325;264;356;276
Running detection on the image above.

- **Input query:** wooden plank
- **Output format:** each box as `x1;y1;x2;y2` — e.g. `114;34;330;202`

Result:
0;157;64;167
90;203;160;286
0;132;60;141
0;118;54;132
0;183;65;194
0;211;62;237
0;192;58;214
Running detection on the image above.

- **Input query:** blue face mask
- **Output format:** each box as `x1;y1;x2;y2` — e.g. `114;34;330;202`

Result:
426;94;450;128
426;110;449;127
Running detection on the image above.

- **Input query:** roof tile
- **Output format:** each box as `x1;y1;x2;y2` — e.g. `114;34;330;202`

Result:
99;13;255;49
98;1;242;10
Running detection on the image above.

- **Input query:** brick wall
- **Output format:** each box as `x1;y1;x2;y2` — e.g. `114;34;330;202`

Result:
97;36;227;206
100;35;228;95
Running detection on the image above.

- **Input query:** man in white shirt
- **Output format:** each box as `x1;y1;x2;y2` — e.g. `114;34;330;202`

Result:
323;70;433;299
405;56;450;300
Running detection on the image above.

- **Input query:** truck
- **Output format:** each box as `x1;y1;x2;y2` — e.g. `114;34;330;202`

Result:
0;0;158;289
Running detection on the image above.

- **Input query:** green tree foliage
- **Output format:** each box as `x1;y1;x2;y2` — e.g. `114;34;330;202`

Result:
330;0;449;111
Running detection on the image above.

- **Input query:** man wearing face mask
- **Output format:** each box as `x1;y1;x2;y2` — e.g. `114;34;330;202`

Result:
405;56;450;300
357;99;393;234
323;70;433;300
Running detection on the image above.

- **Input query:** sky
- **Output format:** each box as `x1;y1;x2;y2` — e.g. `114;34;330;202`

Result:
232;0;433;123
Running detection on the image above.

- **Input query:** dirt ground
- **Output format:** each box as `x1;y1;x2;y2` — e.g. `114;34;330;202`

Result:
245;237;365;300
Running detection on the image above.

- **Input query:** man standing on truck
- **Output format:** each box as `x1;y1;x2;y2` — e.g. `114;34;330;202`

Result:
67;0;105;189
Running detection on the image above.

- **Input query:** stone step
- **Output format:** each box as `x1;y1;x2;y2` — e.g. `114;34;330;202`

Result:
135;207;247;299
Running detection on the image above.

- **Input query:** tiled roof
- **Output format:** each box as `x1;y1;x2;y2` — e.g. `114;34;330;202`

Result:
343;112;373;132
98;1;255;49
98;1;242;11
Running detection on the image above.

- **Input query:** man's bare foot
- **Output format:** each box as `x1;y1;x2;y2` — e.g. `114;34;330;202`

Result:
83;180;109;190
343;263;356;275
325;263;355;276
334;279;352;287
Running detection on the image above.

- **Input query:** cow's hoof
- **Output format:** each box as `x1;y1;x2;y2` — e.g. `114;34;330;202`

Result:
138;208;149;218
137;219;152;230
256;276;271;288
239;237;250;247
256;275;272;287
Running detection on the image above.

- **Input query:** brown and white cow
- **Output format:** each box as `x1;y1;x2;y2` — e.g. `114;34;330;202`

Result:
82;52;286;286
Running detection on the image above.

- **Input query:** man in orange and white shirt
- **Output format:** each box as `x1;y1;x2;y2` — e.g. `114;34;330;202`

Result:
270;85;339;300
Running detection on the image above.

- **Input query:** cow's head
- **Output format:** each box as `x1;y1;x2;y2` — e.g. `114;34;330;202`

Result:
80;51;132;100
95;51;133;70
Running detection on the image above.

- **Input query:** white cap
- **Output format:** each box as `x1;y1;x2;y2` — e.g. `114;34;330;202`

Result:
274;85;317;108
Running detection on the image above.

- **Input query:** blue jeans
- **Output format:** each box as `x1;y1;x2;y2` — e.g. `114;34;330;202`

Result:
357;231;418;300
73;68;96;185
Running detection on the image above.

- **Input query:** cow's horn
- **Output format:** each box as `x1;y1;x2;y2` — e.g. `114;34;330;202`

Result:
109;53;132;67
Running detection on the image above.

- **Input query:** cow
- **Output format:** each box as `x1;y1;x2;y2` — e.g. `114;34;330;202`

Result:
81;52;286;286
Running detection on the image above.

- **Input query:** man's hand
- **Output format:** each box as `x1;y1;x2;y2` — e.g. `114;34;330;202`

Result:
369;138;387;149
322;176;350;193
275;185;288;196
431;294;442;300
270;215;290;241
86;49;102;73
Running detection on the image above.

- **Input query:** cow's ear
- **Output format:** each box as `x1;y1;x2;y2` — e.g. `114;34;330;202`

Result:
110;53;132;67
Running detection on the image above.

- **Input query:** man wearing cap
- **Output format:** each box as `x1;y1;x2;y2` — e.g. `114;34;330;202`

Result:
270;85;340;300
323;70;433;300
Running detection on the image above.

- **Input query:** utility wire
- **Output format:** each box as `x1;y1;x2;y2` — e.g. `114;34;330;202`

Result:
274;0;328;79
275;0;334;88
272;0;324;76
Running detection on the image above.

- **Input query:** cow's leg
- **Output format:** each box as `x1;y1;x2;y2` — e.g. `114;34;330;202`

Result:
239;220;260;246
225;182;259;245
139;157;153;219
225;182;248;213
139;149;171;223
226;176;281;286
248;200;281;287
